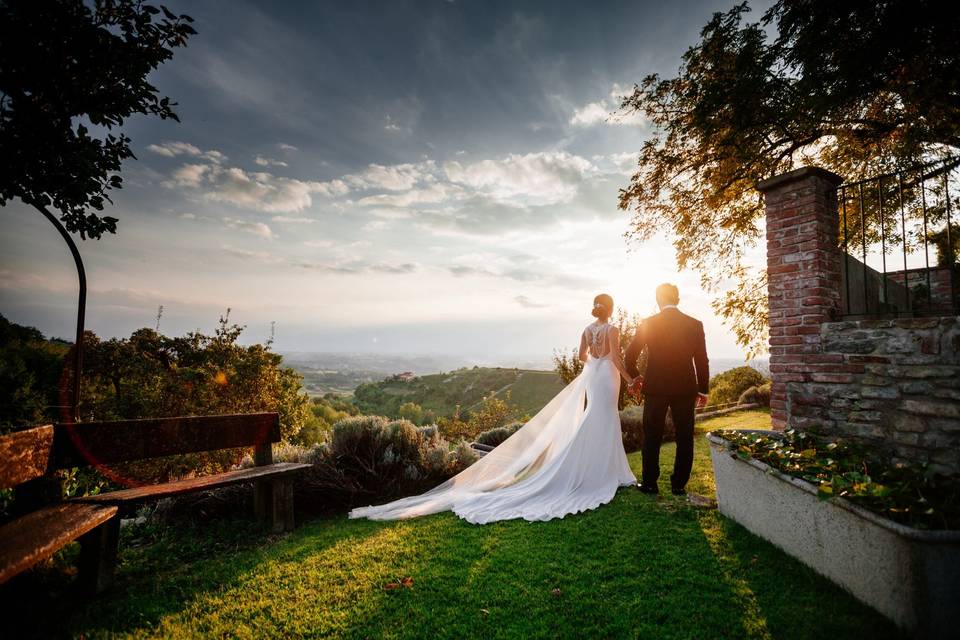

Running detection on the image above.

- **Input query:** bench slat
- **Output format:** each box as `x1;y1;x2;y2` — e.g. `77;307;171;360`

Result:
0;425;54;490
0;503;117;584
53;413;280;468
73;462;311;505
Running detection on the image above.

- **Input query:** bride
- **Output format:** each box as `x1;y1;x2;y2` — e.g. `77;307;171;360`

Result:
349;294;638;524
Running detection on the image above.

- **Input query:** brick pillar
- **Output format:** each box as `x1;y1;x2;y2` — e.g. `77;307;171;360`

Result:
757;167;844;431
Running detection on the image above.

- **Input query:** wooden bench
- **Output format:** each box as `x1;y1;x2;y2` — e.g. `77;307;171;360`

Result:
0;412;310;593
0;425;119;592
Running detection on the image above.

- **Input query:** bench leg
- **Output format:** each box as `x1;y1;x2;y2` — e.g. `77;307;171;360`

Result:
255;477;295;533
77;515;120;594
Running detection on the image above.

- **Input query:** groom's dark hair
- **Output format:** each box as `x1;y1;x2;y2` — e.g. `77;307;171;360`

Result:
655;283;680;306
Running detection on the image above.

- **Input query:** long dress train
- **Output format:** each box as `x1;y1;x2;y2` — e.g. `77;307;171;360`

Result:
348;328;636;524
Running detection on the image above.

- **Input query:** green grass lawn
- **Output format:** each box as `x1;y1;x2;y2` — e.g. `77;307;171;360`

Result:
8;409;900;639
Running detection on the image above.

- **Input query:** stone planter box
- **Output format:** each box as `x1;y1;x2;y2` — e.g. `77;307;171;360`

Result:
707;430;960;638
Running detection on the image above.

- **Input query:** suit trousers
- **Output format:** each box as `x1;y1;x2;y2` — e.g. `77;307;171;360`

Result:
640;394;696;490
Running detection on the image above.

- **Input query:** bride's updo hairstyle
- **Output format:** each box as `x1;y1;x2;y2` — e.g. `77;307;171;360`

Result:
591;294;614;321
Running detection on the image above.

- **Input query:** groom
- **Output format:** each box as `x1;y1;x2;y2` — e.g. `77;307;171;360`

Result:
624;283;709;496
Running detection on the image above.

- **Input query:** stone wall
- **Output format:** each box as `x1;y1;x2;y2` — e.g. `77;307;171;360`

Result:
789;316;960;471
758;167;960;474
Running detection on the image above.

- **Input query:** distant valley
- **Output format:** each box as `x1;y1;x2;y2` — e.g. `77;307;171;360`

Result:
281;351;767;403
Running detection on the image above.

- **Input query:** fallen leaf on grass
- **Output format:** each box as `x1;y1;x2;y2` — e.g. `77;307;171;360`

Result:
384;576;414;591
551;588;562;597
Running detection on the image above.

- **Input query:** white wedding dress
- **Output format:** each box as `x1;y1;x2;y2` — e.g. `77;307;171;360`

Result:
348;322;637;524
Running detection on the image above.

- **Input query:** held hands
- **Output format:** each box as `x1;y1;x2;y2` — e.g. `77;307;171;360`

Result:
696;393;709;409
627;376;644;399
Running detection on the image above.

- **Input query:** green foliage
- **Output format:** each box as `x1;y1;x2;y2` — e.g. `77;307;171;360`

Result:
284;415;476;510
0;314;70;434
0;0;195;238
81;314;308;438
474;420;523;447
618;405;647;454
719;429;960;530
293;394;360;446
71;313;307;487
927;224;960;267
618;0;960;355
738;382;772;407
707;366;768;406
13;412;895;640
397;401;430;425
352;367;563;421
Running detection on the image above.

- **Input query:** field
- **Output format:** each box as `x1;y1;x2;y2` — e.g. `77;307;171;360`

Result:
352;367;566;419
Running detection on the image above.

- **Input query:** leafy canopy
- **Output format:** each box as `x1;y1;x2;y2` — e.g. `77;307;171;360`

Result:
618;0;960;355
0;0;195;238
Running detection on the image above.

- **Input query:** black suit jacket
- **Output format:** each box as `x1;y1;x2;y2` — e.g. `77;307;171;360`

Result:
625;307;709;396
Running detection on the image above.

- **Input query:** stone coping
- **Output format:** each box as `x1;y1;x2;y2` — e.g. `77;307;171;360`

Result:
706;430;960;542
756;166;844;192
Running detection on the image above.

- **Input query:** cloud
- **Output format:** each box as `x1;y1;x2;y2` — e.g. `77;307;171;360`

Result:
592;151;638;176
278;143;298;152
164;161;349;213
443;152;593;206
370;262;417;274
154;139;349;213
362;219;389;231
383;115;410;134
222;216;274;239
358;182;463;208
347;161;433;191
222;244;417;276
147;141;226;163
570;101;609;126
569;84;645;128
255;155;289;167
206;167;349;213
167;163;209;187
514;295;548;309
272;215;315;224
447;262;599;289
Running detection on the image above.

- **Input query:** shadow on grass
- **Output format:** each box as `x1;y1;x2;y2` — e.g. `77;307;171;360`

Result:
3;514;385;639
5;429;902;639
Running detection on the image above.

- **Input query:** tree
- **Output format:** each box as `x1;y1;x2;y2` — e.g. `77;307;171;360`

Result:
707;366;768;406
618;0;960;355
0;0;196;238
398;401;426;425
0;1;195;419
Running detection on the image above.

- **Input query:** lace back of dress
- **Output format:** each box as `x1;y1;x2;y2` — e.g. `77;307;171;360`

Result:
586;322;611;359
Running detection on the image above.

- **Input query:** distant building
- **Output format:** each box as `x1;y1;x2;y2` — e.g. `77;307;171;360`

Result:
391;371;415;382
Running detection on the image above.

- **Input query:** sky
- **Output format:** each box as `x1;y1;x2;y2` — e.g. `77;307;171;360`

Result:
0;0;770;364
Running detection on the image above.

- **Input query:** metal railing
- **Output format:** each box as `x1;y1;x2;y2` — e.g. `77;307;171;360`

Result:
837;157;959;317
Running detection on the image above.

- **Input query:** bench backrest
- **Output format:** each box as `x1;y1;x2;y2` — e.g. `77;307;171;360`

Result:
0;425;54;490
54;413;280;468
0;413;280;490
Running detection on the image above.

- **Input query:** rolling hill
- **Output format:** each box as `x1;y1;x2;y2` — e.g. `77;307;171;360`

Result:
352;367;566;419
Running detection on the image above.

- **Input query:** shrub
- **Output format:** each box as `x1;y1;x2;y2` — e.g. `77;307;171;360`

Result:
708;366;768;406
738;382;772;407
618;405;677;453
619;405;644;453
273;415;479;513
474;421;523;447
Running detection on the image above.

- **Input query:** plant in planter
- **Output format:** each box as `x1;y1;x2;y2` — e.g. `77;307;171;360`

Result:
706;429;960;638
718;429;960;530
